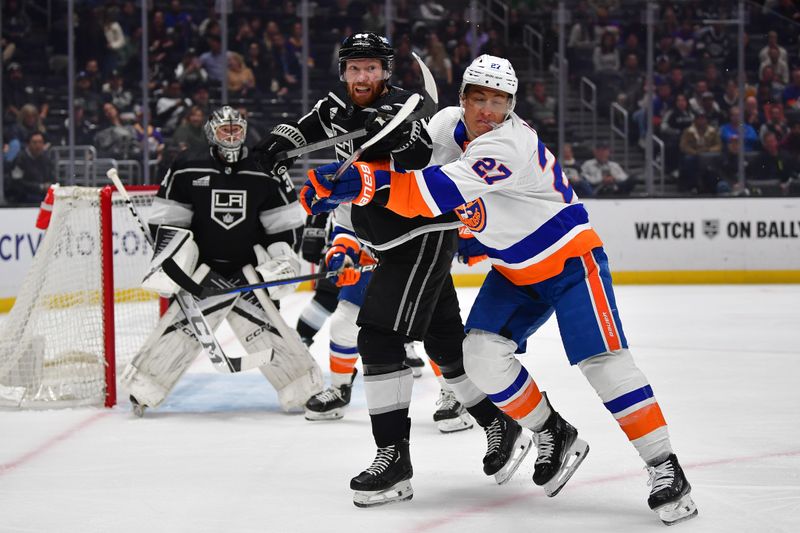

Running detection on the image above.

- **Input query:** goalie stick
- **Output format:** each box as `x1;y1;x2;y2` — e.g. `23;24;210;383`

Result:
106;169;264;374
275;52;439;162
163;259;377;299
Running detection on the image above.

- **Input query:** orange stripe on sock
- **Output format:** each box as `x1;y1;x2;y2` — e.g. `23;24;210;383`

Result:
330;355;358;374
385;172;435;218
583;251;622;351
499;379;544;420
429;360;442;377
617;403;667;441
493;230;603;286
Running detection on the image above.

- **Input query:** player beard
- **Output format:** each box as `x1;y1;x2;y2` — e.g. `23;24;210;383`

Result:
347;80;385;108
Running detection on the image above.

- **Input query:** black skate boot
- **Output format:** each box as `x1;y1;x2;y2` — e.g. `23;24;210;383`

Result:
647;454;698;525
482;413;532;484
432;388;473;433
404;343;425;378
532;397;589;497
130;395;146;418
350;439;413;507
304;369;357;421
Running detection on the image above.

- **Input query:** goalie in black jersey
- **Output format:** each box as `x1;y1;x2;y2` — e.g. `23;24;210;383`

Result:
122;106;323;416
254;33;530;507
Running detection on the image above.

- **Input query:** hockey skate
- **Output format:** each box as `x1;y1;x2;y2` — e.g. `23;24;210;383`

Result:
482;413;532;484
433;388;473;433
304;369;357;421
351;438;414;508
531;401;589;497
647;454;698;526
129;395;146;418
404;343;425;378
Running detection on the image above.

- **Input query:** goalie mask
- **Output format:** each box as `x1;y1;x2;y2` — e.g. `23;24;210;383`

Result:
205;106;247;164
459;54;518;118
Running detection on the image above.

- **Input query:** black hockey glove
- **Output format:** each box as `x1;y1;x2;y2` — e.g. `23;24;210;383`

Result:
361;102;421;160
253;124;306;176
300;213;331;264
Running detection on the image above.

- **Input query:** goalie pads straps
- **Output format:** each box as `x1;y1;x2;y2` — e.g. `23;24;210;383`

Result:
242;265;323;411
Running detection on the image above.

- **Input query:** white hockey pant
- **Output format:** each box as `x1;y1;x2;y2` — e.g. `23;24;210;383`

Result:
328;300;360;387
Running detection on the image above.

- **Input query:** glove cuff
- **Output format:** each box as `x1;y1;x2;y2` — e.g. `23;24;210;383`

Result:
353;161;391;206
270;123;306;149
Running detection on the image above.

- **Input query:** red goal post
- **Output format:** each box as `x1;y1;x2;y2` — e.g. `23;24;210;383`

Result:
0;185;162;408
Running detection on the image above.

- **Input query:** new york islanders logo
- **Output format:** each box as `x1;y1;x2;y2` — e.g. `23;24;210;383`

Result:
455;198;487;232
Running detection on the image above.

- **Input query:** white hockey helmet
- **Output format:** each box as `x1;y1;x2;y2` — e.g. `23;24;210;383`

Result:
459;54;518;116
204;105;248;164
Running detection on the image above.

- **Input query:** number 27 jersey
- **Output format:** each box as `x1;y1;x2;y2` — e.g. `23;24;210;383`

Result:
399;107;603;286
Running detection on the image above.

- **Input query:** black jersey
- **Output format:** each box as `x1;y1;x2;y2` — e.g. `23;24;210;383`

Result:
293;84;460;250
150;155;305;276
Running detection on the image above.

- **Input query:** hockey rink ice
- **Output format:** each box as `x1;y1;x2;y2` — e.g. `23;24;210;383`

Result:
1;284;798;532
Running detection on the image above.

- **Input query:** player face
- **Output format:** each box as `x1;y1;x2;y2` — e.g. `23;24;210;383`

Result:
461;86;512;139
214;123;245;146
344;58;386;107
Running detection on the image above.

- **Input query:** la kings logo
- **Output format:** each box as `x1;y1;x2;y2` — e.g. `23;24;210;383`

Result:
702;219;720;239
211;189;247;230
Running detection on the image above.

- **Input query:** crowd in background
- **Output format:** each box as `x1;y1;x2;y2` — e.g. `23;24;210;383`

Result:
3;0;800;205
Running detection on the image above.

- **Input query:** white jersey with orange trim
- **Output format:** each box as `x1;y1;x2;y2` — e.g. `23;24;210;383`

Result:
388;106;603;286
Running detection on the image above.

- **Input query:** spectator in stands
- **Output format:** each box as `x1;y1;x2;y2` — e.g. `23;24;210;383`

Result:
524;81;557;139
655;35;682;68
246;42;279;96
592;31;620;74
362;3;385;35
2;126;22;174
720;106;759;153
760;104;789;145
164;0;192;30
7;132;54;204
672;19;696;62
270;32;300;94
190;85;211;116
689;80;710;115
424;34;453;95
567;11;597;73
660;93;694;172
94;102;140;160
668;66;688;98
758;31;788;66
2;62;49;124
12;104;46;142
103;9;129;73
232;19;257;56
634;82;673;143
76;70;104;124
704;63;725;101
580;142;633;196
287;22;315;70
698;91;723;127
782;69;800;111
227;52;256;97
175;49;208;93
61;99;98;146
168;104;207;161
720;78;741;114
561;142;593;197
592;7;620;41
155;79;191;136
747;131;799;195
678;111;723;193
696;22;730;66
148;10;177;77
200;34;227;84
618;33;643;68
744;95;764;130
84;58;103;92
102;69;135;120
759;46;790;86
133;107;164;162
617;53;643;111
758;65;786;105
780;121;800;158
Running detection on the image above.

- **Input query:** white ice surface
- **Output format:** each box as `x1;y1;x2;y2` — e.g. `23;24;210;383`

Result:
1;285;799;533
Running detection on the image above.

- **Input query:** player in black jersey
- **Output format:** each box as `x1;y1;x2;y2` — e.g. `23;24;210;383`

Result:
122;106;322;416
255;33;530;507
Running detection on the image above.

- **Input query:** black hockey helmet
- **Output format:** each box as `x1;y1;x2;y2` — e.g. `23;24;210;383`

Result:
338;32;394;80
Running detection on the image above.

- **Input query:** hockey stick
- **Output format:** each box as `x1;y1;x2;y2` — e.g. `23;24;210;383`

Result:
163;259;377;299
106;169;246;374
276;52;439;161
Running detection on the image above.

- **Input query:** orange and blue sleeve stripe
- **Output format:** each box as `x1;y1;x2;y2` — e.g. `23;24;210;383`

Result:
385;165;467;218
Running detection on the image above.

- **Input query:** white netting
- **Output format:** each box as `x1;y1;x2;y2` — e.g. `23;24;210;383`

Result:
0;186;160;408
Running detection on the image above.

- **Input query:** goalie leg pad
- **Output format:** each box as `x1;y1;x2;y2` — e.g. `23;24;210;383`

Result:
242;265;324;412
122;265;238;407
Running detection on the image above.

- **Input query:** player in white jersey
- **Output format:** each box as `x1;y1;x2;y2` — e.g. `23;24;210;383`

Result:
302;55;698;525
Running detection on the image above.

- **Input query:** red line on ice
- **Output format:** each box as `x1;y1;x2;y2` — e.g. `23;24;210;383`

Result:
0;411;110;476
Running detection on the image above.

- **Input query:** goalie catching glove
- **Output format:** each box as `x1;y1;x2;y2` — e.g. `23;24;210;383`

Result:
254;241;302;299
141;226;199;297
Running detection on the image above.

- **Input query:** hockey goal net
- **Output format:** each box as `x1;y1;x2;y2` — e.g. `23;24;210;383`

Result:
0;185;162;408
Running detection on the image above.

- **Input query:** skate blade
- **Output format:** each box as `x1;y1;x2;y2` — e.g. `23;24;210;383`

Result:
304;408;345;421
437;412;474;433
655;493;698;526
353;479;414;508
543;438;589;497
130;397;146;418
494;432;533;485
